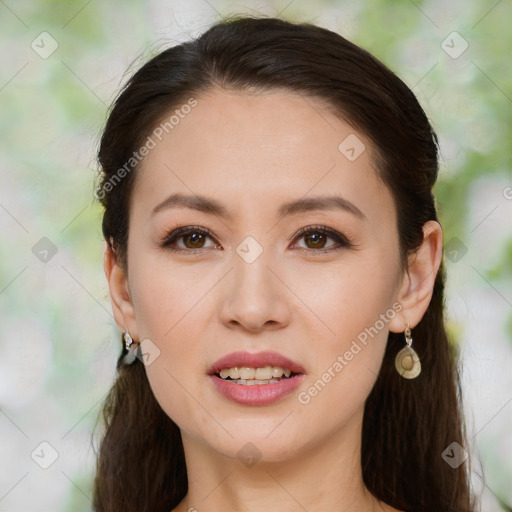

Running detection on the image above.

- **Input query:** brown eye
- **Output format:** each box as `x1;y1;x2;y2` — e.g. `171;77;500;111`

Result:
182;232;207;249
292;226;352;253
303;232;328;249
160;226;218;252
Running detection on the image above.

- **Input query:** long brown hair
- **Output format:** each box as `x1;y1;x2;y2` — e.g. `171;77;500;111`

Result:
92;15;475;512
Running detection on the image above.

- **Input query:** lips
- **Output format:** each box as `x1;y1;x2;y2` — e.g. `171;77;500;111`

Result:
209;373;305;406
207;351;306;406
208;350;306;375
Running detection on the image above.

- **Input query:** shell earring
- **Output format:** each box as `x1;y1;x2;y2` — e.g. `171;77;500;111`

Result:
394;324;421;379
123;331;140;365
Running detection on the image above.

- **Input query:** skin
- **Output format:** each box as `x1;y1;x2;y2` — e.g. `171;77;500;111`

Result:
104;87;443;512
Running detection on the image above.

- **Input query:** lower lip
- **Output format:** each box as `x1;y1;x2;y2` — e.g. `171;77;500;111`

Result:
209;374;305;406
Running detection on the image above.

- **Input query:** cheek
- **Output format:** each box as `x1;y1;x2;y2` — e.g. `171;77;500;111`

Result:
289;256;398;406
138;301;210;436
289;252;400;343
129;251;216;342
128;257;218;428
293;292;392;438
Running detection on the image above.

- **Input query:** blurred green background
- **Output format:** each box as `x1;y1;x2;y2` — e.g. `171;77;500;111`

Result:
0;0;511;510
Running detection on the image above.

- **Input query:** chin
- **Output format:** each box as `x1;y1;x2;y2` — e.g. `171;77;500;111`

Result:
199;428;308;465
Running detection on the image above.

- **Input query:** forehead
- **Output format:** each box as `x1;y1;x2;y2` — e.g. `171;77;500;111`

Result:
130;87;394;224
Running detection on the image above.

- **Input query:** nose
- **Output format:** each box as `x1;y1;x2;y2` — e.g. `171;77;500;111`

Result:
219;243;291;333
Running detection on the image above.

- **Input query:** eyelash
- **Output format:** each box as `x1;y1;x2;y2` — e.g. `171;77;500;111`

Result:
158;224;353;254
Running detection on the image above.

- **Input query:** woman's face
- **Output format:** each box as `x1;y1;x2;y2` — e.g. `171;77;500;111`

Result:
122;88;405;462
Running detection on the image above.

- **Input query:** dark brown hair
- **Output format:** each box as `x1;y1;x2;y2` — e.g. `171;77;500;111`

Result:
93;15;475;512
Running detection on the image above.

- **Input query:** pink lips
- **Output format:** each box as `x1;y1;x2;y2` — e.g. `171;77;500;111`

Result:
208;351;306;406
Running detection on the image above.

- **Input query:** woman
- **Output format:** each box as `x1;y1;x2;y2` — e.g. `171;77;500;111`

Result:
93;15;475;512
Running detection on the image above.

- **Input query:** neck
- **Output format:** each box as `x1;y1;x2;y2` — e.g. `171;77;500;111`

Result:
173;409;385;512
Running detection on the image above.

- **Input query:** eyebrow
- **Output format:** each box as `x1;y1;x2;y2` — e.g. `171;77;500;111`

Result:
151;192;366;221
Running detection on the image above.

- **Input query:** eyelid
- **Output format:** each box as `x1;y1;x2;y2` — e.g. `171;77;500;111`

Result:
159;224;353;253
290;224;353;252
158;225;220;251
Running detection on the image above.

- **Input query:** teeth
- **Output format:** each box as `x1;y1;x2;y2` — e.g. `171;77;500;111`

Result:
239;367;255;380
238;379;280;385
217;365;294;381
255;366;273;380
219;368;231;379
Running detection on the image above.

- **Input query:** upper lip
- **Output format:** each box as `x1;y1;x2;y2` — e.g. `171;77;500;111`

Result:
208;351;306;375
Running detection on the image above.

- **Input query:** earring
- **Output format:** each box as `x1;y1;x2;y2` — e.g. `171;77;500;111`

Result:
394;324;421;379
123;331;140;365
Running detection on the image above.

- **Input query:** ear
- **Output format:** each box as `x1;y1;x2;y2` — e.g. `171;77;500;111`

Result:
388;220;443;333
103;240;139;340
